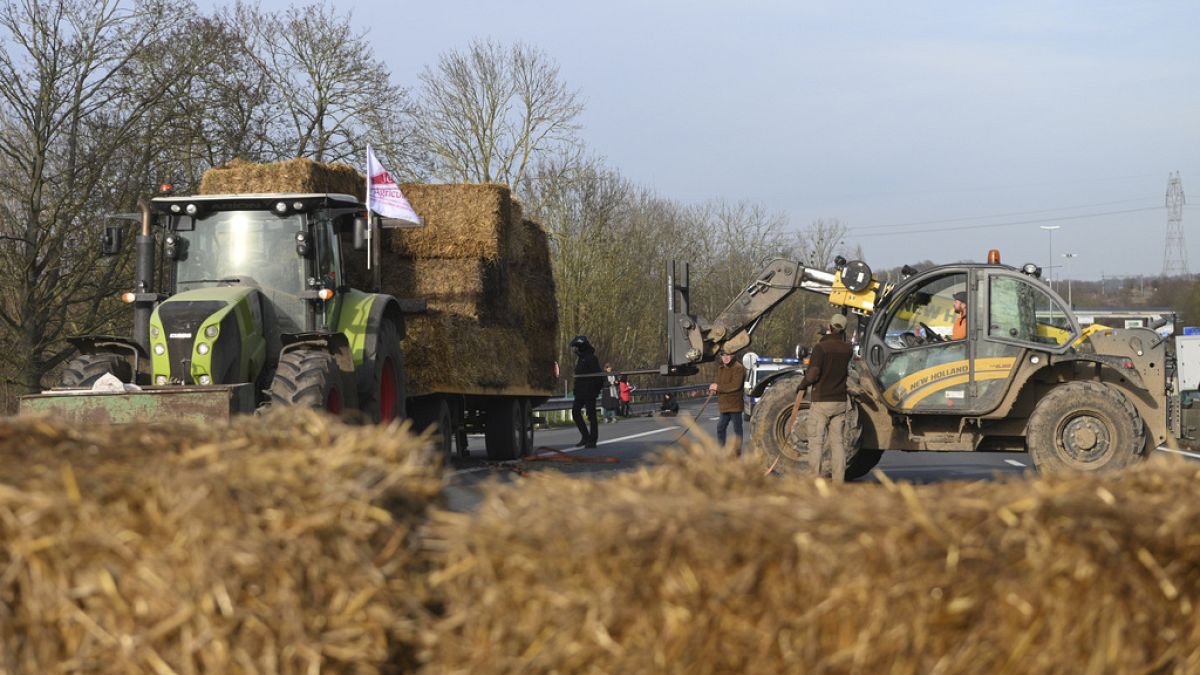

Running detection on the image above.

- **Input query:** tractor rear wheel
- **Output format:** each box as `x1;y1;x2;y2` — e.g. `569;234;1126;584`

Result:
484;398;524;460
60;353;132;388
361;320;405;423
1026;381;1145;474
749;377;878;480
268;350;344;415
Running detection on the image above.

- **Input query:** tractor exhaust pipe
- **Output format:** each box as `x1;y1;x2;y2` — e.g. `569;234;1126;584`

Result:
133;199;155;354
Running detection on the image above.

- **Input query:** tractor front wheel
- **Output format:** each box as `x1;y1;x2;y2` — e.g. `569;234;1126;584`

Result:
59;353;132;388
362;320;405;423
268;350;344;415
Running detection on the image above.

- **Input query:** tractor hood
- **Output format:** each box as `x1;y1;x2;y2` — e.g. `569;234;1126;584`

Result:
149;286;265;386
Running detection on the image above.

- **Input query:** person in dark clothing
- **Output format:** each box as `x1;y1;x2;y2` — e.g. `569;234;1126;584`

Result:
709;348;746;454
660;392;679;416
570;335;602;448
797;314;854;482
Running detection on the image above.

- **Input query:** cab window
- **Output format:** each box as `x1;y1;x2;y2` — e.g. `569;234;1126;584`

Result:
881;273;966;348
987;276;1073;347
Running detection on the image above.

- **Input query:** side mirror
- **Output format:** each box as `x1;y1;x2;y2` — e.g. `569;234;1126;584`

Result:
101;226;124;256
353;217;368;251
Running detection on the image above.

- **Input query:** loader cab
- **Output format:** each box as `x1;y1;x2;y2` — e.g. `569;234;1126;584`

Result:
864;262;1079;415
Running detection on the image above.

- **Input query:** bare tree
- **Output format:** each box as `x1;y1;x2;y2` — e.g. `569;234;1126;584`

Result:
0;0;188;402
242;1;417;166
416;39;584;188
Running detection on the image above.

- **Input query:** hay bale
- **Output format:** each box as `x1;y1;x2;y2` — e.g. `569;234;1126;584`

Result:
0;411;442;674
381;184;523;261
200;158;364;200
421;441;1200;674
402;313;554;395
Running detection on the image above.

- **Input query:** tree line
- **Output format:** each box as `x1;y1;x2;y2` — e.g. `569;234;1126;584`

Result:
0;0;1190;409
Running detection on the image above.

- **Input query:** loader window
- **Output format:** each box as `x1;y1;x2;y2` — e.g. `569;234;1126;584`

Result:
987;276;1072;347
880;273;966;348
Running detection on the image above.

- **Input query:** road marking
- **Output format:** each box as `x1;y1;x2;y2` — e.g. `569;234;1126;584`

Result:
1004;459;1026;468
1156;446;1200;461
452;426;683;475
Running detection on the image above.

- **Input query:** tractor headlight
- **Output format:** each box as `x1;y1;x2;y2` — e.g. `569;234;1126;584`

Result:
198;374;211;385
150;326;160;338
275;201;288;214
154;343;165;355
197;343;209;355
204;325;218;338
155;375;167;385
185;203;198;215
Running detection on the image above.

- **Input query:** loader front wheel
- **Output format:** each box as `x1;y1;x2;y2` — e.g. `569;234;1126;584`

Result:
268;350;344;415
59;353;132;388
749;376;876;480
1026;381;1145;474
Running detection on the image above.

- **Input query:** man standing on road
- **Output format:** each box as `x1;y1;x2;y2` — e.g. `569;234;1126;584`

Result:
709;348;746;454
797;314;853;482
570;335;602;448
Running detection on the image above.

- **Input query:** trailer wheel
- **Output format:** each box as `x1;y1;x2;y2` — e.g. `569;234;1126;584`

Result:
269;350;344;415
749;377;877;480
412;399;454;457
362;320;405;423
519;399;535;456
1026;381;1145;473
484;398;523;460
59;353;132;388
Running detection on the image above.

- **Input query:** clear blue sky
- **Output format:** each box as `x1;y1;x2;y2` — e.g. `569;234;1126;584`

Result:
212;0;1200;281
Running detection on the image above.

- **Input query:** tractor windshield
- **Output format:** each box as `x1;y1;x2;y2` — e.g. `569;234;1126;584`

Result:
175;210;307;332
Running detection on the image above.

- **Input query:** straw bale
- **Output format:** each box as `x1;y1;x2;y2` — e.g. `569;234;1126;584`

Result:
0;410;443;674
421;439;1200;674
381;184;522;261
200;158;364;200
402;312;556;395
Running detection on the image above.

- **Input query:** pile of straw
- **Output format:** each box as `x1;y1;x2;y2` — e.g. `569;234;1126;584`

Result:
199;158;364;199
421;438;1200;674
0;410;442;674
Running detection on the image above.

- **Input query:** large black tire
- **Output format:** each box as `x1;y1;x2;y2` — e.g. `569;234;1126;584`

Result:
519;398;535;456
484;398;524;460
411;398;454;457
1026;381;1146;474
361;320;405;423
749;377;878;480
59;353;132;388
268;350;344;414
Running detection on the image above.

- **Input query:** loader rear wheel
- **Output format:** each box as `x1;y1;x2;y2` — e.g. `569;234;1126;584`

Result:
1026;381;1145;474
362;320;405;423
749;377;876;480
268;350;344;415
59;353;132;388
484;398;524;461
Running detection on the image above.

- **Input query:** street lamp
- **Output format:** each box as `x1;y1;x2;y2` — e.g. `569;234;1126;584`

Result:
1062;252;1078;307
1039;225;1061;290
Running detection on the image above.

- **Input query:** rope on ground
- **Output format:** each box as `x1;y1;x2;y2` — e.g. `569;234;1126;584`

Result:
667;389;715;445
525;446;621;463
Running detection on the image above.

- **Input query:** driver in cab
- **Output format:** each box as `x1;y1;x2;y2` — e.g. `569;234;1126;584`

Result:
952;291;968;340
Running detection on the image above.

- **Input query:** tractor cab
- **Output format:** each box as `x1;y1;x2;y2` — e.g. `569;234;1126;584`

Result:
145;193;362;386
862;259;1078;416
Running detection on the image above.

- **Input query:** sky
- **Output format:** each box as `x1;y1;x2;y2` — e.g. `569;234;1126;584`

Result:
210;0;1200;281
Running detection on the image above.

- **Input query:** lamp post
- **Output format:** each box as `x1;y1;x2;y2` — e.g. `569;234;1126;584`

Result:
1062;252;1078;307
1039;225;1061;290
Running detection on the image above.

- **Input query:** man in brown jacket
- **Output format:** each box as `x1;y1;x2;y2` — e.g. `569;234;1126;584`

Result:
709;348;746;453
797;313;854;482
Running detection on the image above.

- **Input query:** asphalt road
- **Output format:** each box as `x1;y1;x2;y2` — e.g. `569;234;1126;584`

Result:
442;399;1059;510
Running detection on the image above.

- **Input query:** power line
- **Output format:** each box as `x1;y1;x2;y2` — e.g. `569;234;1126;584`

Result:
846;197;1155;233
851;206;1162;239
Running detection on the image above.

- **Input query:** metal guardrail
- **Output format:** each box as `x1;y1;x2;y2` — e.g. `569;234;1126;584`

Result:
534;383;709;412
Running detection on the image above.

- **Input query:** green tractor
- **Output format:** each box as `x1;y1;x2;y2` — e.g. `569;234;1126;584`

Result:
32;192;405;424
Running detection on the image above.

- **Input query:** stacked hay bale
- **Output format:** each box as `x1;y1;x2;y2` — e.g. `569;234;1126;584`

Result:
366;183;558;396
199;158;364;199
421;439;1200;674
0;411;442;674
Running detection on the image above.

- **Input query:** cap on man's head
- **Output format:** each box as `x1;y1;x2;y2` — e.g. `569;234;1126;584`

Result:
830;314;847;330
953;291;968;304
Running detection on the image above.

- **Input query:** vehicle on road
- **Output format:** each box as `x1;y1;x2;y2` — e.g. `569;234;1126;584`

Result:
741;353;804;420
662;253;1196;478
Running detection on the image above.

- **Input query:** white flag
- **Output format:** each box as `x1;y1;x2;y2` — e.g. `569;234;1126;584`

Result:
366;145;422;225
